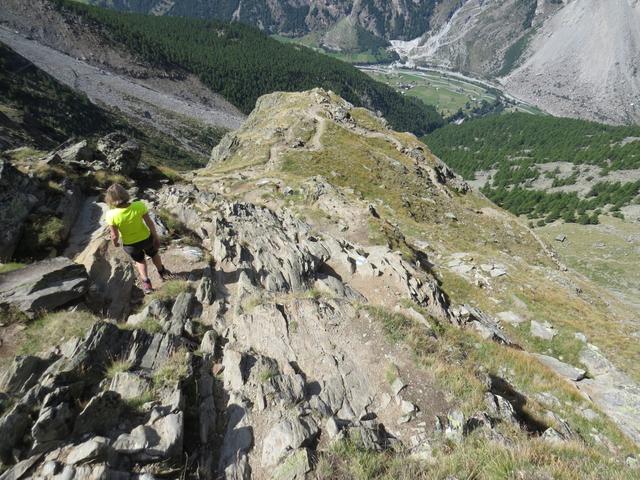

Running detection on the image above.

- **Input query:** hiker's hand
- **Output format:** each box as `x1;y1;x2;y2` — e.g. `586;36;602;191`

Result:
153;236;160;250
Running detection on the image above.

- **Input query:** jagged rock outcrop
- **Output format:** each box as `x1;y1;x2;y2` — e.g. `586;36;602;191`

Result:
0;257;88;316
0;160;40;261
95;132;141;175
51;132;141;175
0;321;193;477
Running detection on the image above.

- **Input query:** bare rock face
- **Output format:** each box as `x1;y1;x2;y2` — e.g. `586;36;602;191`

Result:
0;321;192;476
0;257;88;315
95;132;141;175
0;160;40;261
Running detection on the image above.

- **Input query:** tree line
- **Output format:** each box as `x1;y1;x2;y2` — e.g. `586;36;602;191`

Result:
425;113;640;224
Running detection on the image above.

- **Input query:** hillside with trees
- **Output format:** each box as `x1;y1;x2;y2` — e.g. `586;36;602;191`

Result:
53;0;444;136
425;113;640;225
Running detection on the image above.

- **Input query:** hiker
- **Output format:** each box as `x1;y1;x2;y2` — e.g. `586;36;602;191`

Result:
105;183;171;294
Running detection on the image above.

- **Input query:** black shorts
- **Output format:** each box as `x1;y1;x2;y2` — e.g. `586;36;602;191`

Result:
123;236;158;262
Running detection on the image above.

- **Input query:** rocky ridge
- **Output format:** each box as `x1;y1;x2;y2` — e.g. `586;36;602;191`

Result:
1;89;640;478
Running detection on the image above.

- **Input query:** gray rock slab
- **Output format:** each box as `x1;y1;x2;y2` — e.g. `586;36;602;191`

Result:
66;437;109;465
109;372;151;400
261;416;318;467
0;257;88;314
576;344;640;445
533;353;586;381
530;320;557;340
496;311;525;325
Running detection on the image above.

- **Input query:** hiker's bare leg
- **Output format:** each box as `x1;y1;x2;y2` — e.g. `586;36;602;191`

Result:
151;254;164;272
135;259;149;280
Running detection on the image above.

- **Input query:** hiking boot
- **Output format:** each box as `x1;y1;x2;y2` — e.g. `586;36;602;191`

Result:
158;267;174;281
142;278;153;295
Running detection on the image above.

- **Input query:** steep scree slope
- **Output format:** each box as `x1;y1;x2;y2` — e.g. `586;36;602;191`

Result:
504;0;640;125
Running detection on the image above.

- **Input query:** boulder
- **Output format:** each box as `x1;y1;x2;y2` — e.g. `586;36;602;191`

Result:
496;311;525;326
261;416;318;467
452;305;511;345
272;449;312;480
73;391;123;436
530;320;557;340
196;276;215;305
109;372;151;400
57;140;94;164
169;292;195;335
0;355;56;395
0;405;31;461
76;233;135;320
65;437;109;465
95;132;141;175
0;257;88;315
31;401;75;443
200;331;217;355
0;160;40;261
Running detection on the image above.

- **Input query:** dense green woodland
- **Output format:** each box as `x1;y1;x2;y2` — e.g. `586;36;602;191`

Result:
55;0;443;135
426;113;640;224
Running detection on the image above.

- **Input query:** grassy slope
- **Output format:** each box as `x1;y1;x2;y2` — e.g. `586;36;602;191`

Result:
280;17;399;65
538;217;640;309
202;91;640;476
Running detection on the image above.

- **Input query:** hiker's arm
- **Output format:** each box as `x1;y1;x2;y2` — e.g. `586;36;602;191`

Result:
109;225;120;247
143;213;160;249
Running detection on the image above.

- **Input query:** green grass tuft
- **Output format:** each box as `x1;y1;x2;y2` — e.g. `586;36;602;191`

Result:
153;348;190;389
19;311;98;356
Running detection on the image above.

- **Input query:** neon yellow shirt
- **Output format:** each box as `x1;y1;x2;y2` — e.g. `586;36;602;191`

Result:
105;200;150;245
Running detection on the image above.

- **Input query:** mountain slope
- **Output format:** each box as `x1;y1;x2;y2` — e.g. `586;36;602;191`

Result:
390;0;553;75
392;0;640;126
504;0;640;125
425;112;640;224
36;0;443;136
1;88;640;479
83;0;438;40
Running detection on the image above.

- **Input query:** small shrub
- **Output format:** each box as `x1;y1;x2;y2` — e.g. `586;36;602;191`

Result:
153;348;190;389
124;391;155;413
157;208;187;237
93;170;131;189
0;263;25;274
145;280;191;304
105;359;133;379
258;367;278;383
16;215;67;259
0;305;29;326
304;288;322;300
384;363;399;385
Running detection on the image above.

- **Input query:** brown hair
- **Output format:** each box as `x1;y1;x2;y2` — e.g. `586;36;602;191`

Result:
105;183;130;208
